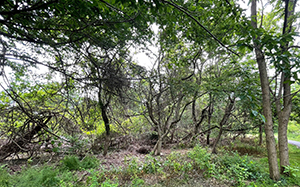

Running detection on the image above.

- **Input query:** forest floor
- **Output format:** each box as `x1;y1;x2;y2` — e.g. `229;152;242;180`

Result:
0;135;300;186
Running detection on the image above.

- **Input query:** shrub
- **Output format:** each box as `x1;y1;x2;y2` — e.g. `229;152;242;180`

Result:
215;151;265;186
67;135;91;155
142;155;163;174
188;145;211;171
61;155;81;171
86;169;101;187
164;152;184;173
101;179;119;187
61;155;99;171
12;166;60;187
81;155;100;169
124;157;142;177
164;151;193;177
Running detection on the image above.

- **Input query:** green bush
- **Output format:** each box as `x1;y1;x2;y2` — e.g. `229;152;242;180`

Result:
131;177;145;187
142;155;163;174
124;157;142;176
188;145;211;171
86;169;101;187
164;152;184;173
61;155;99;171
101;179;119;187
61;155;81;171
81;155;100;169
164;152;193;176
215;152;265;186
67;136;91;155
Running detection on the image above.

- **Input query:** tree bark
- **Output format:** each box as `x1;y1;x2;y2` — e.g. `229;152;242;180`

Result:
98;91;110;156
258;123;263;146
257;55;280;180
207;94;213;145
212;96;235;154
278;109;291;174
276;0;297;174
155;126;162;155
251;0;280;180
194;107;207;135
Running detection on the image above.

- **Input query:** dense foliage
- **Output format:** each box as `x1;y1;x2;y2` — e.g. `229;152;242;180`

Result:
0;0;300;185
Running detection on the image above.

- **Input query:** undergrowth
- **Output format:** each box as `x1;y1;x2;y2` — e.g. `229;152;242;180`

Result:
0;141;299;187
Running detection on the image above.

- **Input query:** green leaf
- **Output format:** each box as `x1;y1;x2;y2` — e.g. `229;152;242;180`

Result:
259;114;266;123
251;110;258;117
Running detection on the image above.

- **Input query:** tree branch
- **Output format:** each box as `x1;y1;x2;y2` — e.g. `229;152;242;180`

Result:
163;0;239;56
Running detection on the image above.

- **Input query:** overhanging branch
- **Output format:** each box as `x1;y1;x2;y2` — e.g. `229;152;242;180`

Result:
163;0;239;56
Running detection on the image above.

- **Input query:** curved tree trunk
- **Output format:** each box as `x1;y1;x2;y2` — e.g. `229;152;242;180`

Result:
211;127;223;154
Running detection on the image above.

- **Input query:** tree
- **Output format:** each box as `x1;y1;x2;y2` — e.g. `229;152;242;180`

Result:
250;0;280;180
250;0;299;178
76;45;132;155
144;50;192;155
0;0;156;156
0;72;81;160
275;0;298;175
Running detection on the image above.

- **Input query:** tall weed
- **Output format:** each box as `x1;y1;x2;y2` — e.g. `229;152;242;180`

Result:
12;166;60;187
0;165;11;187
61;155;99;171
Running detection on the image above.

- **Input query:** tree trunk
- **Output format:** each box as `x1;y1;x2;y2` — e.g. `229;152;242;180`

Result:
278;109;291;174
101;106;110;156
276;0;296;175
155;138;162;155
207;94;213;145
256;50;280;180
211;127;223;154
98;92;110;156
258;123;263;146
212;96;235;154
251;0;280;180
152;125;162;155
194;107;207;135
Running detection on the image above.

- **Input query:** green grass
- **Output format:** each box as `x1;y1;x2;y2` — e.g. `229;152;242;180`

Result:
287;144;300;184
287;133;300;142
274;132;300;142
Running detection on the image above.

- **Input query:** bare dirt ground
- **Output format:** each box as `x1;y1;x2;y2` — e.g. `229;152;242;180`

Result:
96;147;191;170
